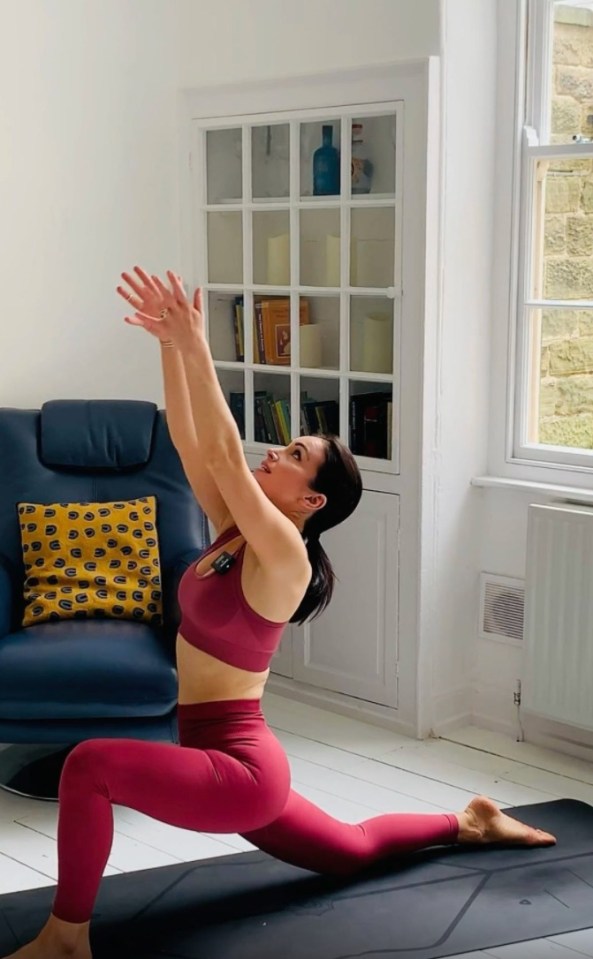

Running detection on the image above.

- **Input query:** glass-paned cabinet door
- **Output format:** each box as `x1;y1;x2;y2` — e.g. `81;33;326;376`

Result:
252;123;290;199
217;369;246;440
301;295;340;371
350;114;396;197
253;372;291;445
350;295;394;376
206;128;242;203
195;101;401;472
207;212;243;284
349;380;394;461
208;291;244;364
299;209;341;288
350;208;395;289
299;376;340;438
253;211;291;286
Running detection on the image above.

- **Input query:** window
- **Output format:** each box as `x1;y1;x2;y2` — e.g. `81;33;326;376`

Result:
517;0;593;469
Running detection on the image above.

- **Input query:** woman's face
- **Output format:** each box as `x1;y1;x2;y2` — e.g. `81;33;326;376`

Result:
254;435;327;518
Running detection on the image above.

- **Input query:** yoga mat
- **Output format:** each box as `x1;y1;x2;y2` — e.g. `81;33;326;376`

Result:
1;799;593;959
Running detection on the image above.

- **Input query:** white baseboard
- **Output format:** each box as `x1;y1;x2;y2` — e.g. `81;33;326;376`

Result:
429;682;472;736
266;675;418;739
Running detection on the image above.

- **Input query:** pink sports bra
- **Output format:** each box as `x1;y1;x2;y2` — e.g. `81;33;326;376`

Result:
177;525;287;672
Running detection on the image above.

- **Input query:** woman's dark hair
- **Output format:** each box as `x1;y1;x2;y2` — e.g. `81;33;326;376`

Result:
290;434;363;625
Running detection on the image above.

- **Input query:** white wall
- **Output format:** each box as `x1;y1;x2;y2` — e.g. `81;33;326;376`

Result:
0;0;180;407
176;0;440;88
419;0;497;735
0;0;439;411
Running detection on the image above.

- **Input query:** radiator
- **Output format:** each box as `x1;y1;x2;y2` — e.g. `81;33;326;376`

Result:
523;502;593;731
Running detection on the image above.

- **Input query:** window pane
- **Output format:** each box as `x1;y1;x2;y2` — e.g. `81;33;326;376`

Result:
528;306;593;449
206;129;242;203
253;211;290;286
531;157;593;299
349;295;394;375
299;209;341;287
207;212;243;284
252;124;290;200
208;291;244;363
348;381;393;459
217;369;246;439
350;208;395;288
551;3;593;145
253;373;291;444
299;377;340;437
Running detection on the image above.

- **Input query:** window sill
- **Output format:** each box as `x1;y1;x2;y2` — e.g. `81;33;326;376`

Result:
471;475;593;504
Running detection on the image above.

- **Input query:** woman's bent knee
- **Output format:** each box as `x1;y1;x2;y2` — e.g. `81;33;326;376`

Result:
59;739;119;798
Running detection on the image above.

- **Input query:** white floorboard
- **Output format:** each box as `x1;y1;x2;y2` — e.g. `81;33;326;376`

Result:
0;690;590;959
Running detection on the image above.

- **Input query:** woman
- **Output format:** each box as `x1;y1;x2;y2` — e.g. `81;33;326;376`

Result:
6;268;555;959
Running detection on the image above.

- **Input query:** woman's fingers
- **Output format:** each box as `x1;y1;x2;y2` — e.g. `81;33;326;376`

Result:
120;272;144;299
151;274;173;299
167;270;187;302
193;286;203;313
116;285;142;310
133;266;159;293
134;309;164;326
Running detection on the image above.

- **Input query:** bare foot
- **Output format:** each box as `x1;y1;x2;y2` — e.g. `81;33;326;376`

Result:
457;795;556;847
3;914;92;958
3;945;90;959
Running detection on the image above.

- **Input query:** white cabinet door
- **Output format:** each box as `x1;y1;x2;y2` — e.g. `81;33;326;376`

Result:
280;490;399;707
269;629;293;678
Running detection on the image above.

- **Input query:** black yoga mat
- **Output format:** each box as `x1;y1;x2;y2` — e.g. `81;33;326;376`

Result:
1;799;593;959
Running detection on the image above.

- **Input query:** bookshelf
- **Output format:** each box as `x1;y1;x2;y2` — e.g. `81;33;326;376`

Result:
195;108;401;477
182;62;437;734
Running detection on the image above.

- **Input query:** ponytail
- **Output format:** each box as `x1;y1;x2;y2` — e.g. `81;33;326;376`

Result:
290;533;334;625
289;435;362;625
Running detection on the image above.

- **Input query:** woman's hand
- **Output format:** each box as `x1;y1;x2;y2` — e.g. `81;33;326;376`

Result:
116;266;204;349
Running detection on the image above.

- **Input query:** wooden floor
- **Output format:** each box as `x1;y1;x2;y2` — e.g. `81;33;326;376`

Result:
1;692;593;959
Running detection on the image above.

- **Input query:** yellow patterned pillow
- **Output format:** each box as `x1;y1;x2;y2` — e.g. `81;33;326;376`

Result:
18;496;162;628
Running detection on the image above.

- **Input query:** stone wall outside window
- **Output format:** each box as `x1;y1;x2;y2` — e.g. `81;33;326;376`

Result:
540;5;593;447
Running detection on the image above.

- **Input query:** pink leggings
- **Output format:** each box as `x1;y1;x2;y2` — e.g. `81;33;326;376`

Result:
53;699;458;923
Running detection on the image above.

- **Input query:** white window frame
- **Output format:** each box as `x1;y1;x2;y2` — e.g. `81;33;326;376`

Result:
490;0;593;489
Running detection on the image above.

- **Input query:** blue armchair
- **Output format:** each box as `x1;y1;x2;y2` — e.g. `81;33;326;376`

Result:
0;399;209;799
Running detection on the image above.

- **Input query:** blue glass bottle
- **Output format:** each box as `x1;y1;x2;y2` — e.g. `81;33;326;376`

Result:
313;125;340;196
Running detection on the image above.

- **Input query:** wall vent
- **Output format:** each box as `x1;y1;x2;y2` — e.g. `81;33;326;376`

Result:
479;573;525;646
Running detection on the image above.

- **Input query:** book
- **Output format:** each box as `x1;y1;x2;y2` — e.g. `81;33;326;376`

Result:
253;390;268;442
362;403;388;458
229;391;245;438
259;298;310;365
269;400;284;445
280;399;291;440
274;399;290;444
232;297;244;362
254;302;265;364
349;391;391;455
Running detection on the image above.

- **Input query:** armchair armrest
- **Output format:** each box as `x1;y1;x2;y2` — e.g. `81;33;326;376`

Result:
0;556;15;639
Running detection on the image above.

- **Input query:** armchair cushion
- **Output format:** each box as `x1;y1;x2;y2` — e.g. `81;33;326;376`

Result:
0;620;177;721
18;496;162;628
39;399;157;470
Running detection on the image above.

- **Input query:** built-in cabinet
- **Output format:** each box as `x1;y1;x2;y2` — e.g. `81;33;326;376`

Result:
181;61;438;734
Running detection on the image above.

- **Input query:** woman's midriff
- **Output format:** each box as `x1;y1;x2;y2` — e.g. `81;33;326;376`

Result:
176;632;270;705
